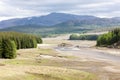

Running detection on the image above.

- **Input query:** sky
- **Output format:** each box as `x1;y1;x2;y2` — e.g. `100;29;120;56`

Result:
0;0;120;21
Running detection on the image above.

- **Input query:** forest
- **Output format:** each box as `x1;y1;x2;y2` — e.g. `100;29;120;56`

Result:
0;32;42;59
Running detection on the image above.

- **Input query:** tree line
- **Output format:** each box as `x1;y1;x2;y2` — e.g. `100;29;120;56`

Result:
97;28;120;47
69;34;98;40
0;31;42;59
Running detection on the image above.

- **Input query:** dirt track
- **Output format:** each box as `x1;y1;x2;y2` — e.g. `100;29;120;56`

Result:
55;47;120;63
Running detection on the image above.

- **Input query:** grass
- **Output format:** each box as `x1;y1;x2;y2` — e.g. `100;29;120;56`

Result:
0;48;99;80
2;48;76;66
57;55;76;59
3;59;57;66
0;65;98;80
25;66;98;80
38;48;58;56
38;48;77;59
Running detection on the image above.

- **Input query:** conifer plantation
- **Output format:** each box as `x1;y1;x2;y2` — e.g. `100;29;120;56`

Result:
0;31;42;59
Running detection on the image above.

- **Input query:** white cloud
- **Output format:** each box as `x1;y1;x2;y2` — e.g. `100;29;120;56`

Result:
0;0;120;21
79;2;114;8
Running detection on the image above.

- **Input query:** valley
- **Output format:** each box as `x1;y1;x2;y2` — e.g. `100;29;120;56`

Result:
43;34;120;80
0;0;120;80
0;34;120;80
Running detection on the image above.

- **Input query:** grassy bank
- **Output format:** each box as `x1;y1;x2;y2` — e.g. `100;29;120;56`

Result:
0;48;98;80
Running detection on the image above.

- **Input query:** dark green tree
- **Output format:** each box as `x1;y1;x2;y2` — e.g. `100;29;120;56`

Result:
2;39;17;59
0;39;2;58
97;28;120;47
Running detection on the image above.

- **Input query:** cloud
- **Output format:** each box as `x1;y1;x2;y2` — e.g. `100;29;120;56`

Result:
0;0;120;20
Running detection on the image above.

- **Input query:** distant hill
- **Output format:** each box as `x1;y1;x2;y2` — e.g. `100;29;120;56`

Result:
0;13;98;29
0;13;120;36
1;12;120;29
55;18;120;27
0;24;91;37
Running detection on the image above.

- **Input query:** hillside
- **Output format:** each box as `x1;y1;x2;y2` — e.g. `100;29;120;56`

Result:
0;25;91;37
0;13;120;36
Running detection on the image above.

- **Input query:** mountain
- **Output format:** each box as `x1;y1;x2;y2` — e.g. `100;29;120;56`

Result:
0;13;120;37
55;17;120;27
0;13;120;29
0;13;99;29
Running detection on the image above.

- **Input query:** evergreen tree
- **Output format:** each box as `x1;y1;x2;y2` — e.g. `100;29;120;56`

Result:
97;28;120;47
2;39;16;59
0;39;2;58
0;31;42;59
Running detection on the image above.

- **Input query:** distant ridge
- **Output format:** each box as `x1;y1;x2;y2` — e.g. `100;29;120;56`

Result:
0;12;120;36
0;12;120;29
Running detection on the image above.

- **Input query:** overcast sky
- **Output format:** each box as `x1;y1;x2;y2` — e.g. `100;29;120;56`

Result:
0;0;120;21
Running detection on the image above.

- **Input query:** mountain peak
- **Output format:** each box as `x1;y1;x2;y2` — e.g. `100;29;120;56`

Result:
49;12;59;15
47;12;72;16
